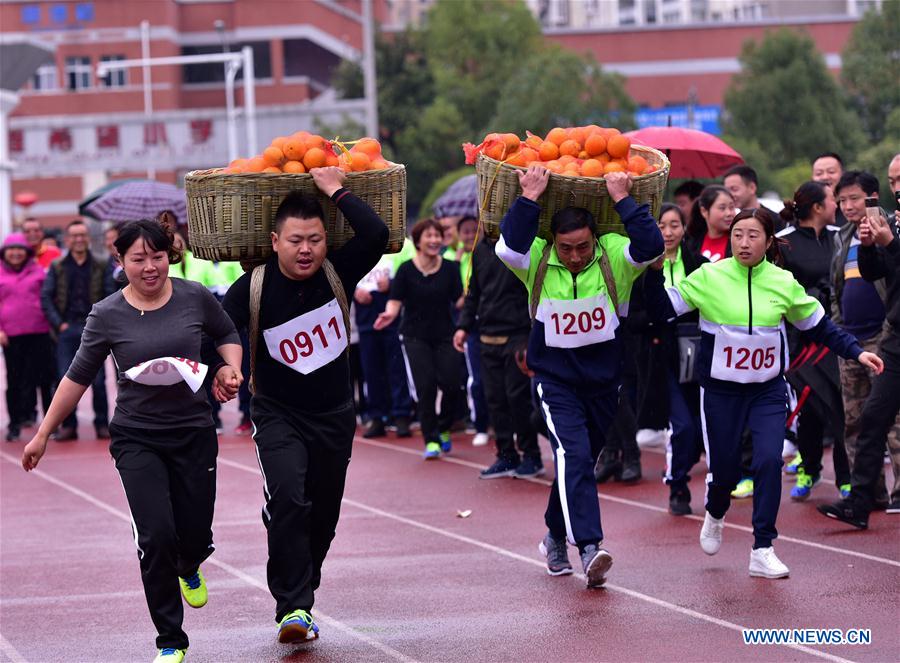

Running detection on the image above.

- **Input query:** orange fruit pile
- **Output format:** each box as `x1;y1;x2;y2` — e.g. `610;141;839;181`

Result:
463;126;660;178
223;133;390;174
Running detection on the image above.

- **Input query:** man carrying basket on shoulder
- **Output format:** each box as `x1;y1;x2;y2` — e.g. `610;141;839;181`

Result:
222;167;389;643
495;165;664;587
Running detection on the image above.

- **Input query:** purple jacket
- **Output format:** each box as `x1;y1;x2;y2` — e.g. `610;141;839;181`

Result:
0;259;51;337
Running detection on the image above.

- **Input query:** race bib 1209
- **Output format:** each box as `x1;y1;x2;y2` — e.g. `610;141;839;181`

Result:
124;357;208;393
263;299;348;375
541;293;618;349
710;328;781;384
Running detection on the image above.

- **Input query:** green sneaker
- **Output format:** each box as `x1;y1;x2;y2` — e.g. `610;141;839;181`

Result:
785;452;802;475
153;648;186;663
178;569;207;608
790;469;819;501
439;431;452;453
730;478;754;499
839;483;851;499
423;441;441;459
278;609;320;644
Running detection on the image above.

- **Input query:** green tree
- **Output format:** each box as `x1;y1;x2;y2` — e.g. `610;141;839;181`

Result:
423;0;542;135
841;0;900;143
853;107;900;203
723;29;865;170
489;46;636;136
396;98;471;210
331;28;435;153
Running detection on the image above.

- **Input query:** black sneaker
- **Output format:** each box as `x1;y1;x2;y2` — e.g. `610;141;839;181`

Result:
514;456;545;479
817;499;869;529
479;456;518;479
363;419;386;438
886;500;900;514
538;532;573;576
394;416;412;438
669;485;692;516
594;449;622;484
5;426;20;442
580;544;613;588
620;459;642;483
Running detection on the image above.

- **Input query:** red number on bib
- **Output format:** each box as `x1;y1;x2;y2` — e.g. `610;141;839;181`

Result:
578;311;592;333
592;307;605;330
764;347;776;368
562;313;577;335
280;339;298;364
312;324;328;349
295;331;314;357
328;316;341;339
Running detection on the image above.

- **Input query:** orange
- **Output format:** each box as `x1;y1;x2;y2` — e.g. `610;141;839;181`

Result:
584;133;607;157
558;154;576;166
283;138;307;161
347;151;371;172
520;146;539;164
538;141;559;161
283;160;306;174
324;151;340;167
501;133;521;153
271;136;288;149
262;166;282;173
602;127;621;138
525;134;543;150
607;135;631;159
506;151;529;167
229;158;248;170
305;134;327;151
578;150;589;160
370;158;390;170
596;153;611;165
559;139;581;157
354;137;382;157
485;141;508;160
303;147;327;170
627;155;648;173
263;146;284;166
564;163;581;176
584;124;602;136
544;160;563;173
581;159;604;177
291;130;311;140
603;161;625;174
245;156;267;172
567;127;587;144
546;127;567;146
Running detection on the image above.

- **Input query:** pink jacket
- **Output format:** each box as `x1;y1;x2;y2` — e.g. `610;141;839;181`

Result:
0;259;50;337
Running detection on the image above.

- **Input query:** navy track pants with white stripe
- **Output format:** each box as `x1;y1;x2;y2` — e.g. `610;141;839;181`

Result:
700;378;787;549
536;378;618;548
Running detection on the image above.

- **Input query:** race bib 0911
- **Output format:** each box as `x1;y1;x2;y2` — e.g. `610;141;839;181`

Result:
263;299;348;375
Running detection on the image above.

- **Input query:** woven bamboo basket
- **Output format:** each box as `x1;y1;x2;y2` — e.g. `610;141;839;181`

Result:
185;164;406;261
476;144;669;240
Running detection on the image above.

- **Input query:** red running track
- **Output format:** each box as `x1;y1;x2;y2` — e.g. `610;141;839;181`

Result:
1;413;899;663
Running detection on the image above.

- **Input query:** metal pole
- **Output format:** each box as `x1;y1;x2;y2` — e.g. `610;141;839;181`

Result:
140;20;155;179
242;46;257;156
361;0;378;139
0;91;17;238
225;62;238;163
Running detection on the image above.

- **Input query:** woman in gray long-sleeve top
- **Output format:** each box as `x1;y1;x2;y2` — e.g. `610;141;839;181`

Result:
22;219;243;663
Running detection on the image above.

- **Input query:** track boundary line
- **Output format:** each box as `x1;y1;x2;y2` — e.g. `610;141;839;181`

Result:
0;452;417;663
217;456;856;663
354;437;900;568
0;635;28;663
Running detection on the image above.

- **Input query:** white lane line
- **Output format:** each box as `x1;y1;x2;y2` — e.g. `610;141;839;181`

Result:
354;437;900;568
0;635;27;663
0;453;417;663
217;456;855;663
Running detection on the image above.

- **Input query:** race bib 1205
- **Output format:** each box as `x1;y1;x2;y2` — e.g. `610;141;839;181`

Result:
541;293;618;349
710;328;781;384
124;357;208;393
263;299;348;375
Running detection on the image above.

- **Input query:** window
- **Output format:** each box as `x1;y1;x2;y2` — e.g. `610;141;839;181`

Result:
663;10;681;22
100;55;127;87
65;56;91;90
181;42;271;84
283;39;340;85
20;4;40;24
75;3;94;21
50;4;67;23
32;64;58;91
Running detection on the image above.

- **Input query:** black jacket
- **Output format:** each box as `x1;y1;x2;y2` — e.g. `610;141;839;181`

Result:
859;237;900;334
776;224;839;310
457;237;531;338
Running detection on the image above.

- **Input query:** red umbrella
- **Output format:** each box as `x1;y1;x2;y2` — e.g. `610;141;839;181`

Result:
624;127;743;179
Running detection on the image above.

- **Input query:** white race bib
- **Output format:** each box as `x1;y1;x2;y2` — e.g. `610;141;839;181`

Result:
124;357;208;393
710;328;780;383
356;264;392;293
263;299;348;375
541;293;619;349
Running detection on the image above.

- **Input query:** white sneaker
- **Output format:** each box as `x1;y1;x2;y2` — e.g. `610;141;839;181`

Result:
749;546;790;578
782;438;798;457
636;428;667;449
699;512;725;555
472;432;490;447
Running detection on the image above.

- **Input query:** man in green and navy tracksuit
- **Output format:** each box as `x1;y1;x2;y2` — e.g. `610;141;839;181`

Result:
496;165;664;588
